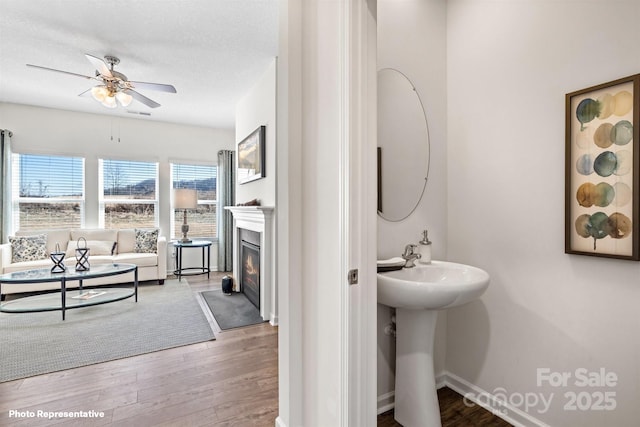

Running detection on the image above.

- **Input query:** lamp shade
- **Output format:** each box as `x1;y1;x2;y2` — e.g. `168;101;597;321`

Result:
174;188;198;209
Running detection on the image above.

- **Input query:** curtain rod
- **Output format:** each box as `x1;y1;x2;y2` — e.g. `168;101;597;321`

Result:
1;129;13;137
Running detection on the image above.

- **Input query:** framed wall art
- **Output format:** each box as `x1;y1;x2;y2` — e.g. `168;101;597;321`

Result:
237;125;266;184
565;74;640;260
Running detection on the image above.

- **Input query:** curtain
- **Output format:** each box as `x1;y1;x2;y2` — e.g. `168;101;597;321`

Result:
217;150;235;271
0;130;12;243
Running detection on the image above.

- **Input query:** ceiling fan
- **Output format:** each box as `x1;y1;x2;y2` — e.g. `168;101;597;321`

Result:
26;54;177;109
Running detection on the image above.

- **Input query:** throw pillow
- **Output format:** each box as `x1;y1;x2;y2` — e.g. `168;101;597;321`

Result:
134;228;159;253
9;234;47;263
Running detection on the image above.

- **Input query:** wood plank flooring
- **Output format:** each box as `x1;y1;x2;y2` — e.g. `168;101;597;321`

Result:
0;273;278;426
377;387;513;427
1;272;510;426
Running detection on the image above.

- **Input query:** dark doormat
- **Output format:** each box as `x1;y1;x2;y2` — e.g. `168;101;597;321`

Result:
200;290;265;330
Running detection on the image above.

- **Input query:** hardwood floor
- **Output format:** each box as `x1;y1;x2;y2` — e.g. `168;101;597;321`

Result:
0;272;278;426
1;272;510;426
377;387;513;427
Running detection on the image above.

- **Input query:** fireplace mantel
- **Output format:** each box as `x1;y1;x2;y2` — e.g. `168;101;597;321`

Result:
224;206;276;325
225;206;274;224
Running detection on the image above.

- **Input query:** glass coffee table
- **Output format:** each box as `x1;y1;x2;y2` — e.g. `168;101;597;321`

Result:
0;263;138;320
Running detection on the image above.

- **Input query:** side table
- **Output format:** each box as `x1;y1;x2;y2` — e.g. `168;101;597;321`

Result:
173;240;212;281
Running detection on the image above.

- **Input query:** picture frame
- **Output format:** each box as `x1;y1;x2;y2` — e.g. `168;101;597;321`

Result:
237;126;266;184
565;74;640;260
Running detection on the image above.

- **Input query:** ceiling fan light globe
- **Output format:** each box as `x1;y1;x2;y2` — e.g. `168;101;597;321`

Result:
101;95;117;109
115;91;133;107
91;85;108;102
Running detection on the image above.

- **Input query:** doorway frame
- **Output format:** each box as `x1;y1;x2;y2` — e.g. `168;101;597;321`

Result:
275;0;377;426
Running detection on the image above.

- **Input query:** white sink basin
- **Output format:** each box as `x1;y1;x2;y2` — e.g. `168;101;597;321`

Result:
377;260;490;310
377;260;490;427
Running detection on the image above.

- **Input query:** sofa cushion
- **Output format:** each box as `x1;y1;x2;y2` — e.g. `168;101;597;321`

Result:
113;253;158;267
85;255;115;266
9;234;47;263
65;240;116;258
134;228;159;253
15;229;71;256
117;229;136;254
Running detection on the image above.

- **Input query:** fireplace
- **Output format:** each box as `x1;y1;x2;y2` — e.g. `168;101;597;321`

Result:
224;206;275;324
239;229;261;309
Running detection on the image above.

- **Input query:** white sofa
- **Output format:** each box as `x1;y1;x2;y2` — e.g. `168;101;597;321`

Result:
0;228;167;298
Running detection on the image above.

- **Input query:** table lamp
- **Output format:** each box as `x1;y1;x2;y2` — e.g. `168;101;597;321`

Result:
174;188;198;243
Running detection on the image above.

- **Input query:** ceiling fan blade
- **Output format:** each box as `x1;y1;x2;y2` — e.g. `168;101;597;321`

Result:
127;89;161;108
85;53;112;77
129;81;177;93
26;64;96;80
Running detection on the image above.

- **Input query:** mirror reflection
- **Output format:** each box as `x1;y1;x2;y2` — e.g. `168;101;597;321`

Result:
377;68;430;222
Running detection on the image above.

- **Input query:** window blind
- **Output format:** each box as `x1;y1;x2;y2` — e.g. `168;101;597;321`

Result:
12;154;84;230
102;159;157;200
171;163;217;239
172;163;217;201
100;159;158;229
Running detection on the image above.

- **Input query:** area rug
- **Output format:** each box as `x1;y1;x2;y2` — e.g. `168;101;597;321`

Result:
201;290;265;330
0;279;215;383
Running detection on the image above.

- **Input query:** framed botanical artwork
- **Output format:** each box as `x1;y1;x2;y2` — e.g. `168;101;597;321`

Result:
565;74;640;260
237;126;266;184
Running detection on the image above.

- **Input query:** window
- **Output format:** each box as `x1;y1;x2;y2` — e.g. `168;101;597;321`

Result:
171;163;217;239
100;159;158;229
11;154;85;231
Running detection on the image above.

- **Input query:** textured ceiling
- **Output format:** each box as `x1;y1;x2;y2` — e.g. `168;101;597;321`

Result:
0;0;279;129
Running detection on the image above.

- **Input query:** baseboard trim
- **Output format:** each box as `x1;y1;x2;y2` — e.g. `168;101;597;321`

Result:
376;371;549;427
376;391;395;415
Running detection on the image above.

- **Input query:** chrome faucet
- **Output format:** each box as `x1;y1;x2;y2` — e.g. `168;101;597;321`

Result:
402;244;421;268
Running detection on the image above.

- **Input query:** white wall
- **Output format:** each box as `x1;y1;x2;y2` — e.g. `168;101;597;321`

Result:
447;1;640;425
376;0;448;403
235;59;277;207
234;59;278;321
0;102;235;271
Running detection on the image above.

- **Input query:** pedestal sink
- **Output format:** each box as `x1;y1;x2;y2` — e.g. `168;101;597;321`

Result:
377;261;490;427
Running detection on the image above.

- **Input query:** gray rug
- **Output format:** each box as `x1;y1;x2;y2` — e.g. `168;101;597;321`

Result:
201;290;265;330
0;280;215;383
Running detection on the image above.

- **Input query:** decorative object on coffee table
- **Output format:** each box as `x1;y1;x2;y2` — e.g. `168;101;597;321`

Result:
75;237;90;271
50;243;66;273
174;188;198;243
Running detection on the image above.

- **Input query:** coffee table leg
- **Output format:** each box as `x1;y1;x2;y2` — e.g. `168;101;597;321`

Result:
61;278;66;321
134;267;138;302
207;244;210;278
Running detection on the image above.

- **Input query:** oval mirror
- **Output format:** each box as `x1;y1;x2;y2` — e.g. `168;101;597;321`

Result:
377;68;430;222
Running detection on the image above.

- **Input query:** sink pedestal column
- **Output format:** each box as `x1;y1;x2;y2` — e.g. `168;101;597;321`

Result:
395;308;441;427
